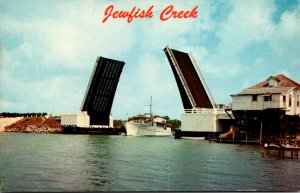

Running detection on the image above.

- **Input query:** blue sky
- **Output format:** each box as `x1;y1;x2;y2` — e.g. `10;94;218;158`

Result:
1;0;300;119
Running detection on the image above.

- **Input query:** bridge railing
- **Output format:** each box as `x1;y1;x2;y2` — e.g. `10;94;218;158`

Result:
183;108;215;114
183;107;231;115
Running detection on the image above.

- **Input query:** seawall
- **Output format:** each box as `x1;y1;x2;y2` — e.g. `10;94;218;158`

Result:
0;117;23;132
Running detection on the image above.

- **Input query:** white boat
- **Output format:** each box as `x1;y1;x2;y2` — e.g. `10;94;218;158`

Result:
125;97;172;137
125;116;172;136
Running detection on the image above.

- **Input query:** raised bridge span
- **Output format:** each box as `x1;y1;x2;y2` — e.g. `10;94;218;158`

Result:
81;56;125;126
164;46;232;138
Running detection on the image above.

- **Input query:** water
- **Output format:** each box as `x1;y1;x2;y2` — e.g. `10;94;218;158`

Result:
0;133;299;192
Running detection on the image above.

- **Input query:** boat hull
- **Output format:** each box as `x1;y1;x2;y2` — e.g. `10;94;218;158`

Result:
125;122;172;136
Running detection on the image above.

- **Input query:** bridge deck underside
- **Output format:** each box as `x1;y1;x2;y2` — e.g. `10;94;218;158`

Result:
164;48;213;109
81;57;125;125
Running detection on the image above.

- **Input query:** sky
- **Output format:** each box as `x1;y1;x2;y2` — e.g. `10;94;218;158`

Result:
0;0;300;120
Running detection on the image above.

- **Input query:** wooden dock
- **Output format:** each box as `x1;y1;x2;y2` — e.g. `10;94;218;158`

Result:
261;138;300;158
209;137;259;144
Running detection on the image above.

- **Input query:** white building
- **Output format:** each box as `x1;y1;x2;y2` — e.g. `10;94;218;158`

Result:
61;111;114;128
231;74;300;115
61;111;90;127
231;74;300;116
231;74;300;139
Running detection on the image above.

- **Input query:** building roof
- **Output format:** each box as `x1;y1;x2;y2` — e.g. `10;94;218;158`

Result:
232;74;300;96
234;87;293;96
248;74;300;89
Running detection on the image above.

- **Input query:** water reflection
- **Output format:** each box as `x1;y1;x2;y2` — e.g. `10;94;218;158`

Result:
85;135;112;190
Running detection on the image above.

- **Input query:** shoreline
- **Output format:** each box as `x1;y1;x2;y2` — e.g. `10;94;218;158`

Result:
0;117;62;133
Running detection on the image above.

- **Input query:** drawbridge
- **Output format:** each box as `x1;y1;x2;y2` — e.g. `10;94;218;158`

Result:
81;57;125;126
164;46;233;138
61;56;125;131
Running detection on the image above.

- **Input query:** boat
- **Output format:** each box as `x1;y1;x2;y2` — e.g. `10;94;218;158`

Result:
125;116;172;136
125;97;172;136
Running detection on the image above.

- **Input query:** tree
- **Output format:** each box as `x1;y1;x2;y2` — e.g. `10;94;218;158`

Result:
167;119;181;129
113;120;125;129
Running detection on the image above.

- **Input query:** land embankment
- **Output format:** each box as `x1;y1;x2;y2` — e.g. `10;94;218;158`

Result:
2;117;62;133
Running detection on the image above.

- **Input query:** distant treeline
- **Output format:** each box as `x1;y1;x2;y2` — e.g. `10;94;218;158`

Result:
157;115;181;129
0;112;48;118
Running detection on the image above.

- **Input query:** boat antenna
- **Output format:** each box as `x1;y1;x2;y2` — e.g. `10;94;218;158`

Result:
150;96;153;126
145;96;153;126
145;96;156;126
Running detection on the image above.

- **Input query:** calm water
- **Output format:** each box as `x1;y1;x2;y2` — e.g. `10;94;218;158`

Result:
0;133;299;192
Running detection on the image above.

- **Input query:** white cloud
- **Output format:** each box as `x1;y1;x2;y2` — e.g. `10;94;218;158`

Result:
195;0;275;79
217;0;275;52
269;3;300;66
1;0;138;69
1;72;85;113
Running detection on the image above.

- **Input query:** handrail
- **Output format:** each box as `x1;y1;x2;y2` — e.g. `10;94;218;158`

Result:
183;108;221;113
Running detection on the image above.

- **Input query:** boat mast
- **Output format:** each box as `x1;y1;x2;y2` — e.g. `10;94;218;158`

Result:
150;96;153;126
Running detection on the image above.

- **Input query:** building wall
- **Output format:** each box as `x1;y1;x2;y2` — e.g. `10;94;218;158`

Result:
109;113;114;128
232;89;300;116
285;89;300;115
232;94;281;110
294;89;300;115
181;112;216;132
61;111;90;127
76;112;90;127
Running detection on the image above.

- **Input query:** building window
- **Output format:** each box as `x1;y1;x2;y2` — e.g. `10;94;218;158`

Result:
289;95;292;107
264;95;272;101
269;79;277;86
283;95;286;102
252;95;257;101
297;95;300;107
